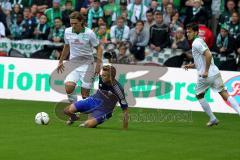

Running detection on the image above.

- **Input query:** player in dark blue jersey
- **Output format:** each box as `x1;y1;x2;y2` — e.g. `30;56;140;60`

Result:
64;65;129;129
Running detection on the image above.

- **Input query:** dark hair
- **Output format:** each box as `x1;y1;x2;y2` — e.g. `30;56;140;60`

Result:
154;10;163;16
146;9;154;14
117;16;125;21
65;0;72;5
54;17;62;21
70;11;85;22
186;23;199;32
136;20;144;26
102;65;116;79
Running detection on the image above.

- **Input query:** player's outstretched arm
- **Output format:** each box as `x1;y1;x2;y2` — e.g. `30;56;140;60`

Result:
122;108;128;130
57;44;70;73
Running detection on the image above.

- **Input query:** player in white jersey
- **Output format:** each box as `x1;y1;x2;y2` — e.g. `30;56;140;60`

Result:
183;23;240;127
57;11;103;103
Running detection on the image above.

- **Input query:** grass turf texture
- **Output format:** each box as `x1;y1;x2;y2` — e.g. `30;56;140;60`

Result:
0;99;240;160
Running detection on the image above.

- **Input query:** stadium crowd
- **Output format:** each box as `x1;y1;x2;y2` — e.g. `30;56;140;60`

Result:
0;0;239;70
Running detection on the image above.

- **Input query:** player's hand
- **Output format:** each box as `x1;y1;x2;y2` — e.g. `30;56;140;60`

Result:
183;64;193;71
201;72;208;78
57;62;65;73
95;63;101;75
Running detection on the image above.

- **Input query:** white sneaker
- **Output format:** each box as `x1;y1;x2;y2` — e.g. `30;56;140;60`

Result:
206;119;219;127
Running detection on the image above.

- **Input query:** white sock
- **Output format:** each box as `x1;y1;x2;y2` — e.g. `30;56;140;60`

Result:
199;98;217;121
67;92;77;103
227;96;240;115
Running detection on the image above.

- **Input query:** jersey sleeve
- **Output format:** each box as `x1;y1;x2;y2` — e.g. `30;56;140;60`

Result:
89;30;99;47
194;39;209;55
113;83;128;110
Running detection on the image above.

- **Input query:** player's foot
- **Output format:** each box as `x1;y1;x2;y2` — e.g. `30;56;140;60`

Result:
66;115;79;125
206;119;219;127
79;123;86;127
66;118;75;125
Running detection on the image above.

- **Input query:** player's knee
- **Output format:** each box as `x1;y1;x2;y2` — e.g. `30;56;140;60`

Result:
85;120;97;128
65;82;76;94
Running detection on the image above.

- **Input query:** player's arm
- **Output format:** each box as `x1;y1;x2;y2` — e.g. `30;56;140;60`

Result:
123;108;128;130
57;44;70;73
203;49;212;78
95;44;103;75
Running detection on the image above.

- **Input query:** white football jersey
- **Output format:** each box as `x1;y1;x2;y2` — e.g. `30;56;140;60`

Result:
192;38;219;77
64;27;99;62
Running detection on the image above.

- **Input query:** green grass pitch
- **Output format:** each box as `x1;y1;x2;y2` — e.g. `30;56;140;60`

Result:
0;99;240;160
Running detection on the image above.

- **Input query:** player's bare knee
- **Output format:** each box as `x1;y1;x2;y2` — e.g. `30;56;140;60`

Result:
85;120;97;128
65;82;76;94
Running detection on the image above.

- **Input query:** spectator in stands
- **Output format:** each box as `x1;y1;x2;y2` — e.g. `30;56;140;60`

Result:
95;23;111;45
9;13;23;39
117;42;134;64
184;0;209;26
34;14;50;40
127;0;148;25
110;16;130;44
198;17;214;49
121;11;133;28
156;0;169;14
44;0;62;28
87;0;104;29
31;4;38;18
62;0;74;28
48;17;65;43
169;11;183;40
163;3;175;26
31;0;51;13
129;20;149;61
21;7;37;39
236;34;240;57
103;0;121;27
93;17;106;31
1;0;12;15
144;9;155;32
219;0;236;29
171;27;189;51
0;20;6;37
226;11;240;39
10;3;22;25
149;11;170;53
149;0;160;13
76;0;90;15
211;0;224;36
213;24;236;56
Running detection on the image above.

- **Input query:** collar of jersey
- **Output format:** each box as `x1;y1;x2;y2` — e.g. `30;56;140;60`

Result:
72;27;85;34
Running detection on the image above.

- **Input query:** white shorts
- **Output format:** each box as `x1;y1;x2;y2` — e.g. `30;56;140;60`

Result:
64;64;95;89
195;73;225;95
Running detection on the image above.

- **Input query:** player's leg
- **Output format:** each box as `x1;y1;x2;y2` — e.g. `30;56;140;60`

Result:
212;74;240;115
65;97;102;125
64;103;79;125
196;77;218;126
65;70;80;103
79;111;113;128
219;90;240;115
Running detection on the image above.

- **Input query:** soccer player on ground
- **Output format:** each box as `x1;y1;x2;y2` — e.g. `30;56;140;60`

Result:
64;65;129;129
183;23;240;127
57;11;103;103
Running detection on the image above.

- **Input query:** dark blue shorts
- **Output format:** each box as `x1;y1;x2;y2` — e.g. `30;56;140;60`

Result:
74;97;112;124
